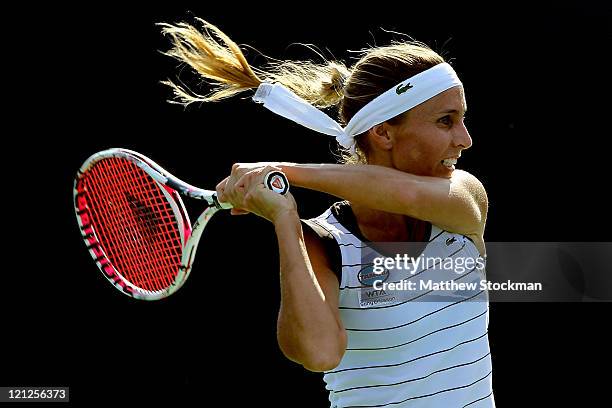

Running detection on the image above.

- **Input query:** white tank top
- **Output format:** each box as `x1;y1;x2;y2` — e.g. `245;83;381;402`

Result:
308;207;495;408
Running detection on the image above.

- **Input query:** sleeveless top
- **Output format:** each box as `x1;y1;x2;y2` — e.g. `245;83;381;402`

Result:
302;202;495;408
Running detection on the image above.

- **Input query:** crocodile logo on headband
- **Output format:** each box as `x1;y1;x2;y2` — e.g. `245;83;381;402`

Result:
396;83;413;95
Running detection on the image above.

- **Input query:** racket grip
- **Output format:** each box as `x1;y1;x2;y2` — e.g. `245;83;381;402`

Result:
213;171;289;210
264;171;290;195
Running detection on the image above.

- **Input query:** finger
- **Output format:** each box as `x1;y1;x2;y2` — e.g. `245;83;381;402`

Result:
229;163;245;185
234;172;256;193
262;165;284;175
216;176;229;200
216;176;229;191
224;166;243;200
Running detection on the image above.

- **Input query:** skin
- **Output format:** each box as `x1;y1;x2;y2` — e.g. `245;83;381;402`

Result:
216;85;488;371
373;86;471;178
351;86;477;245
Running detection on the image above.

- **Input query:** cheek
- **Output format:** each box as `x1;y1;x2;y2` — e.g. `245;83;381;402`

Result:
409;138;445;163
395;132;449;173
395;143;433;174
423;131;451;158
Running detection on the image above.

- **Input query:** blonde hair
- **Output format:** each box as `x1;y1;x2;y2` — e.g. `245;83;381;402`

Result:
159;18;445;163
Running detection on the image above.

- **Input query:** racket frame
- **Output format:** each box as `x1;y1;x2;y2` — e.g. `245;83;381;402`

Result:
74;148;230;300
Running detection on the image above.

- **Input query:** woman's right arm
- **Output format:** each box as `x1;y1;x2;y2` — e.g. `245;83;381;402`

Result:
273;210;347;372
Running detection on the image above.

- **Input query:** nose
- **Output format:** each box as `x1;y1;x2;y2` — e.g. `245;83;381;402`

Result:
454;121;472;151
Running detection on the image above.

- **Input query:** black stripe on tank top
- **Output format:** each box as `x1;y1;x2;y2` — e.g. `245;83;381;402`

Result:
345;289;485;332
340;370;493;407
345;308;488;351
331;352;491;394
463;390;494;407
327;330;489;374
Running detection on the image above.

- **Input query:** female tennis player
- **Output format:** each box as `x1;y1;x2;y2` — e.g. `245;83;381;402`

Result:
160;19;494;407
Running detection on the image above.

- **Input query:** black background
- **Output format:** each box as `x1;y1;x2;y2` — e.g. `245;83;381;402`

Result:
5;1;611;406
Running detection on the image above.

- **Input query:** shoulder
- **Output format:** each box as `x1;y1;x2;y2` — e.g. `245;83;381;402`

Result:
454;170;487;198
453;170;488;218
451;170;488;254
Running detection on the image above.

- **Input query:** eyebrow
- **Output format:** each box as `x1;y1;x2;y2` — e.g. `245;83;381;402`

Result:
436;109;467;115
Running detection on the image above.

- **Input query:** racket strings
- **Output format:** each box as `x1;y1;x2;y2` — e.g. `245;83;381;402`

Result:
107;158;182;290
83;157;183;291
99;160;169;289
88;159;170;291
92;159;180;290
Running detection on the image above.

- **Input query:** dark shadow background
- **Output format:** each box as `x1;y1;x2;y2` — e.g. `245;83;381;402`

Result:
5;1;611;405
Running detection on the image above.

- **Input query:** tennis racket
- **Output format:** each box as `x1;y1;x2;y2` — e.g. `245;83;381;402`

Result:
74;148;289;300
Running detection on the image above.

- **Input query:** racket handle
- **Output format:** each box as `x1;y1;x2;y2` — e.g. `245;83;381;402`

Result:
264;171;290;195
213;171;289;210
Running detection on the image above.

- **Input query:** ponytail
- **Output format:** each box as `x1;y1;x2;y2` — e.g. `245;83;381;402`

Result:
159;18;349;108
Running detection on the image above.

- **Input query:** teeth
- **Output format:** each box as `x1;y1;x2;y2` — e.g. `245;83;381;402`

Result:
442;158;457;167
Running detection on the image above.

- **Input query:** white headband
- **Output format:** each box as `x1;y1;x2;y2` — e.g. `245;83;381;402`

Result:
252;62;462;155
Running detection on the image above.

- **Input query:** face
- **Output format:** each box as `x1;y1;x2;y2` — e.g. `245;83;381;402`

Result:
383;86;471;178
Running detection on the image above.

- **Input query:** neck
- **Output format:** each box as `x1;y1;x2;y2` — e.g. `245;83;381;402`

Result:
350;202;412;242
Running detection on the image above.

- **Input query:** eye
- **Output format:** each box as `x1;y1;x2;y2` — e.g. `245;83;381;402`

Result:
438;115;452;126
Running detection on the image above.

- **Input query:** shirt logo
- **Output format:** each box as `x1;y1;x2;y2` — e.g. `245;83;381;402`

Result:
446;236;458;246
396;83;413;95
358;265;389;286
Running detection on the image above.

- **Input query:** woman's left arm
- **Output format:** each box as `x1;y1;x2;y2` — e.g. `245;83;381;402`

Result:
280;164;488;237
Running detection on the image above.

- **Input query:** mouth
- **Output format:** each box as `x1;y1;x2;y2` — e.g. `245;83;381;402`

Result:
441;158;458;169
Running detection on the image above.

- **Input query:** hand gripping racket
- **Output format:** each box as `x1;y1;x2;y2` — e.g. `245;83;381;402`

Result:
73;148;289;300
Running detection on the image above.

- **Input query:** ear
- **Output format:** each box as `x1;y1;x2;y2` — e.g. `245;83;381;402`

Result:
368;123;394;151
